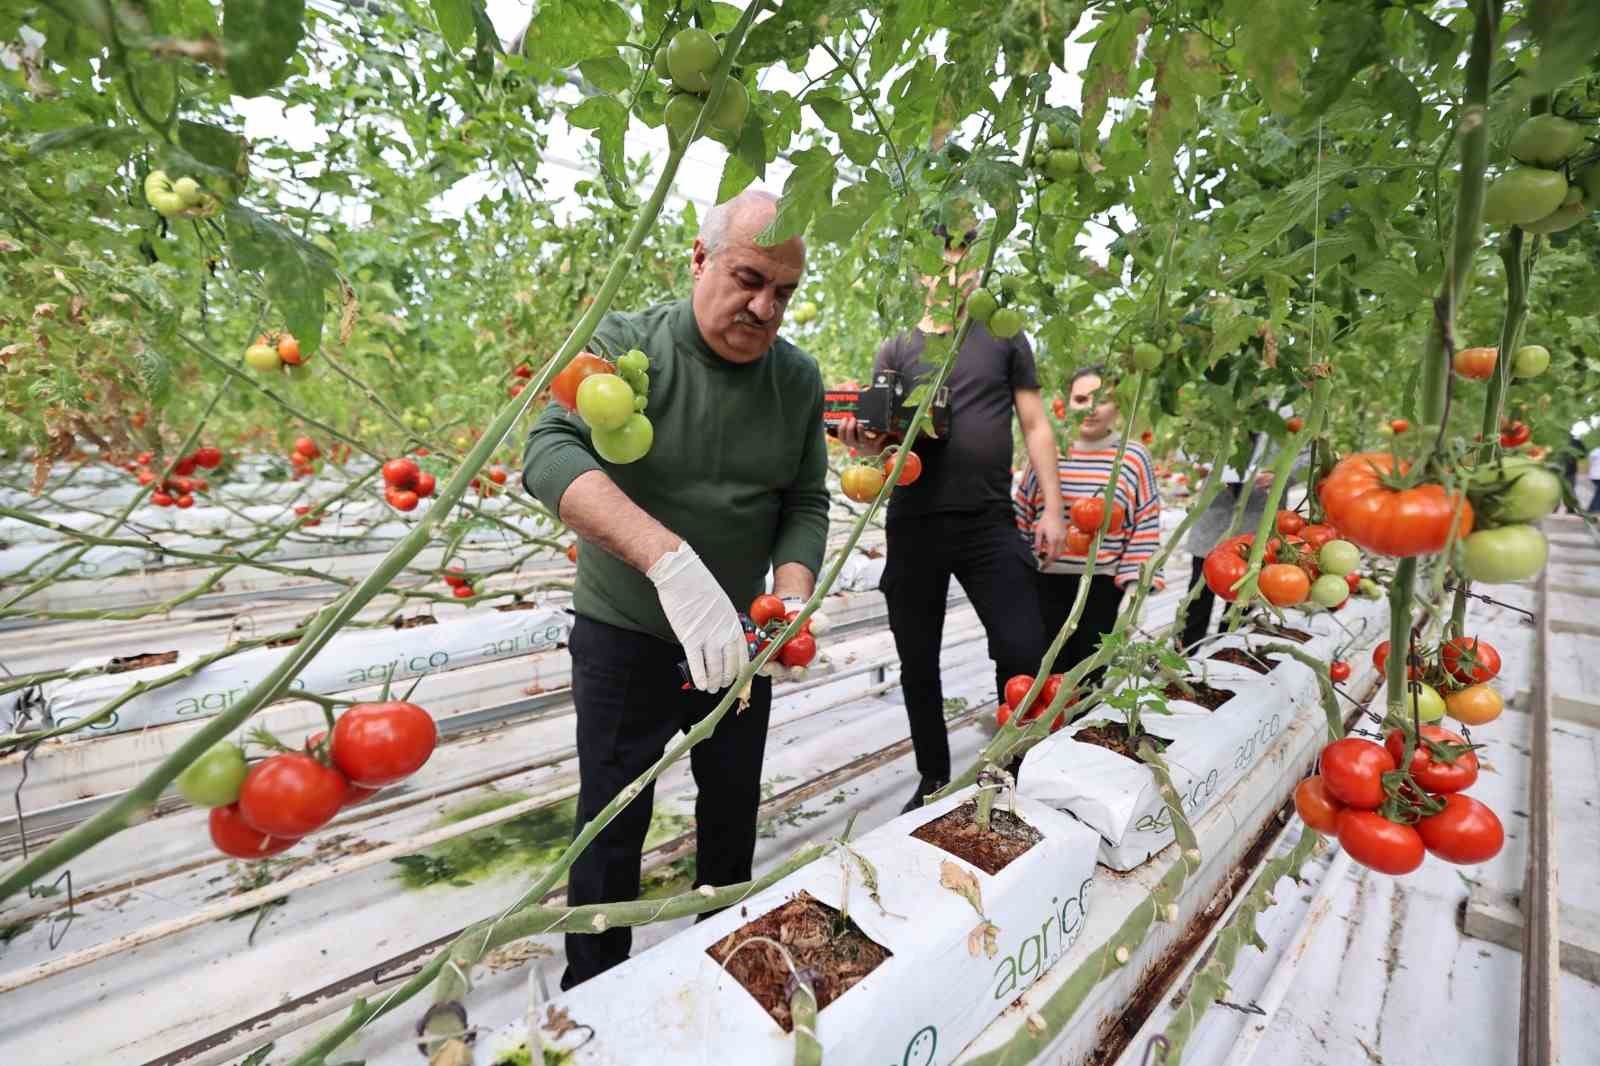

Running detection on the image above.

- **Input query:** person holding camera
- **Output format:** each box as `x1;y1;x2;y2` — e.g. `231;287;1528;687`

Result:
839;231;1067;813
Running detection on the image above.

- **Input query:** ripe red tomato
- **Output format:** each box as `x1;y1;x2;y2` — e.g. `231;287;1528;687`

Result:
1389;418;1410;434
1051;397;1066;419
1441;636;1500;684
294;504;311;517
884;447;923;486
278;333;302;365
1294;776;1345;833
1299;523;1340;551
995;702;1015;728
1285;416;1305;433
176;494;195;509
453;584;474;599
1385;724;1478;794
209;803;300;859
1041;673;1064;707
194;446;223;469
566;543;578;563
750;594;787;628
1452;345;1497;381
1203;537;1251;601
1276;510;1307;535
1345;572;1361;592
782;610;812;635
509;382;526;398
238;753;348;837
1337;810;1425;875
1319;453;1473;557
151;491;174;507
514;364;534;379
1319;737;1395;809
1069;497;1126;534
330;701;438;787
136;469;156;486
1371;640;1423;680
1259;563;1310;606
1065;526;1094;555
294;436;320;459
385;487;419;512
1004;675;1037;714
173;454;198;476
414;472;436;498
1416;794;1504;864
550;352;615;411
1329;660;1351;683
382;458;420;490
488;465;509;485
778;632;816;668
414;447;430;457
444;563;466;587
1499;420;1531;447
1140;430;1154;445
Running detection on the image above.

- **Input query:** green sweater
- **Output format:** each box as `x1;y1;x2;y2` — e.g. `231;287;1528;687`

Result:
523;299;830;644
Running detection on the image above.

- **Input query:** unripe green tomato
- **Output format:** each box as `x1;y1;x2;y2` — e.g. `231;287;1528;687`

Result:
1400;683;1447;724
1163;332;1183;353
1128;342;1163;372
987;307;1024;339
666;28;719;93
1310;573;1349;608
173;176;205;206
1358;577;1382;599
791;300;818;325
176;742;249;808
663;92;702;147
1318;540;1360;576
1508;114;1585;168
1482;167;1569;226
576;373;635;431
652;44;672;79
1461;525;1548;584
1511;344;1550;378
708;76;749;135
1046;122;1074;149
143;169;171;201
150;190;186;217
966;287;998;323
1520;195;1588;234
1044;148;1080;180
592;413;654;464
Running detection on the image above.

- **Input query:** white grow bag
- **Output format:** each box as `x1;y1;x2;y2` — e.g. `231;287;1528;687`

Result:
532;787;1100;1066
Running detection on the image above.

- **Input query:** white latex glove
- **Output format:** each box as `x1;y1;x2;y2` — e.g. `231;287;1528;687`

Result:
647;544;747;693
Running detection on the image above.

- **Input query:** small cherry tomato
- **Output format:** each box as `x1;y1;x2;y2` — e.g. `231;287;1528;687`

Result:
1329;660;1351;683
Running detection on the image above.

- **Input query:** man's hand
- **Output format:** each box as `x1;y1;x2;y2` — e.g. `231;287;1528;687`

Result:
838;414;889;456
647;544;747;692
1034;509;1068;561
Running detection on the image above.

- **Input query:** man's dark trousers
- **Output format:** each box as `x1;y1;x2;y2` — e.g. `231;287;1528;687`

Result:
560;615;773;989
880;505;1046;782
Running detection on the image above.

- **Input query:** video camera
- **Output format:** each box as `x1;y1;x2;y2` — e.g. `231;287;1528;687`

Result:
822;369;951;442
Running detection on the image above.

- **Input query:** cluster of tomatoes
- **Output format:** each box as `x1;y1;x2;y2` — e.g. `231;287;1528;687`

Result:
657;29;749;148
551;349;655;465
508;363;535;398
1061;496;1126;556
130;445;222;507
1203;513;1378;611
287;435;322;479
995;672;1073;732
1483;112;1597;235
1370;635;1506;727
1297;722;1504;876
243;331;305;375
749;594;819;671
839;446;923;503
442;562;477;600
181;700;438;860
380;456;438;512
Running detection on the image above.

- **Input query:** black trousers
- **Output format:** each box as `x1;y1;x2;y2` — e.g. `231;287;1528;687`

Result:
560;615;773;989
1178;556;1216;652
881;507;1046;782
1035;571;1123;687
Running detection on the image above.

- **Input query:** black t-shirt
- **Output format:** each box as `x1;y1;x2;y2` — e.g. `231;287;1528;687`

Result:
873;323;1039;519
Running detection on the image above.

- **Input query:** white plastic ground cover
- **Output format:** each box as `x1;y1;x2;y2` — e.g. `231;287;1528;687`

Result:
531;787;1101;1066
833;549;886;592
15;604;571;737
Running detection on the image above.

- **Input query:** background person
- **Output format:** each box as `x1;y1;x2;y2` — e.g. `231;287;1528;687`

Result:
1014;365;1161;683
522;189;829;989
839;228;1067;813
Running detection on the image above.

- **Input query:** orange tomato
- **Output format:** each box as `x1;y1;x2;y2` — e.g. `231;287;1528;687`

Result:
1444;684;1504;726
1318;453;1473;557
1452;346;1497;381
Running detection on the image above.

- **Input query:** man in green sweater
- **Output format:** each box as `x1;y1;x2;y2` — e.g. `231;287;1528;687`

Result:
522;189;829;989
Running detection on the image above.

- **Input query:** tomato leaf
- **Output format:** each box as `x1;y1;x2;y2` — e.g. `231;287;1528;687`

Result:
223;0;306;98
1525;1;1600;99
716;116;766;204
1079;6;1149;162
811;172;891;245
225;203;338;355
28;124;146;157
755;146;836;247
806;92;877;168
178;120;249;183
1226;0;1312;115
1300;8;1383;120
566;95;632;208
430;0;474;51
517;0;631;71
578;53;633;94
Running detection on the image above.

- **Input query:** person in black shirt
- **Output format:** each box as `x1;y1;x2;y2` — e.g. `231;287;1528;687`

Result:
840;231;1067;812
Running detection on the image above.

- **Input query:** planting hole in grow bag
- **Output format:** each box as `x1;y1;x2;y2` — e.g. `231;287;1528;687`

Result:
705;891;891;1032
106;651;179;673
909;798;1043;874
1161;679;1237;710
1074;722;1172;763
1207;647;1271;675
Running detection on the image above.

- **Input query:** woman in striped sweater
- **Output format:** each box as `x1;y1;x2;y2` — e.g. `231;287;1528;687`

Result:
1013;365;1162;679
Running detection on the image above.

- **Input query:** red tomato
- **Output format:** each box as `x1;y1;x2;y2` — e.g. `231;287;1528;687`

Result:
1285;416;1305;433
514;364;534;379
1389;418;1410;434
1141;430;1154;444
782;610;812;635
1329;660;1351;683
1041;674;1064;707
1065;527;1094;555
444;563;466;588
1499;420;1531;447
381;458;420;490
884;447;923;486
1440;636;1500;684
995;702;1015;728
1319;738;1395;809
1338;810;1425;875
136;469;156;486
1318;453;1472;557
750;594;786;628
209;803;300;859
550;352;615;411
414;472;436;498
488;465;509;485
344;783;383;806
294;504;311;516
1416;794;1504;864
566;543;578;563
194;446;223;469
1203;537;1251;601
1371;640;1422;681
385;487;419;512
1452;346;1497;381
176;494;195;508
1051;397;1066;419
1276;510;1307;535
1069;497;1126;534
1385;724;1479;794
414;447;430;456
151;491;174;507
778;632;816;668
238;753;348;837
1259;563;1310;606
171;455;196;476
294;436;320;459
1345;572;1361;592
330;701;438;787
509;383;526;398
1294;776;1345;833
1299;523;1340;551
453;584;474;599
1003;675;1036;714
278;333;302;364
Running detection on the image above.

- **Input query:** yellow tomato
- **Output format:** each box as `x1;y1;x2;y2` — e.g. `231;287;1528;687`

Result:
1445;683;1504;726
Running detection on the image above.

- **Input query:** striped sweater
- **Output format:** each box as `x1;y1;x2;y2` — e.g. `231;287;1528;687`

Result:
1013;434;1164;589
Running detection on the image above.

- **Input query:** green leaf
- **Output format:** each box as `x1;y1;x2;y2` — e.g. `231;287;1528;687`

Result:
1079;6;1149;151
811;171;891;245
225;203;338;355
717;115;767;204
1147;31;1215;186
1226;0;1312;115
178;120;249;180
1301;8;1383;119
430;0;473;51
755;146;836;247
28;124;146;157
1524;1;1600;99
578;53;633;94
566;95;631;206
806;93;877;168
517;0;632;70
223;0;305;98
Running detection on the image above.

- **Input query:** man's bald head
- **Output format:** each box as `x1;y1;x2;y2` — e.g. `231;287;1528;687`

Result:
690;188;807;364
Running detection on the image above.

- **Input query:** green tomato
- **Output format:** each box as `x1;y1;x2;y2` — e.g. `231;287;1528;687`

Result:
790;300;818;325
576;373;636;431
987;307;1024;339
1128;341;1163;372
1482;167;1568;226
592;413;654;464
1357;578;1383;599
1044;148;1080;180
1511;344;1550;379
1400;683;1447;724
1310;573;1349;609
1479;459;1562;523
1163;332;1183;353
618;349;649;375
1318;539;1361;576
666;28;719;93
634;393;648;412
176;742;249;808
620;367;649;396
1508;114;1585;168
173;176;205;206
244;343;282;372
1520;195;1588;234
708;76;749;135
143;169;171;202
150;190;187;217
966;287;998;324
1461;524;1548;584
663;92;702;148
1046;122;1074;149
652;44;672;79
